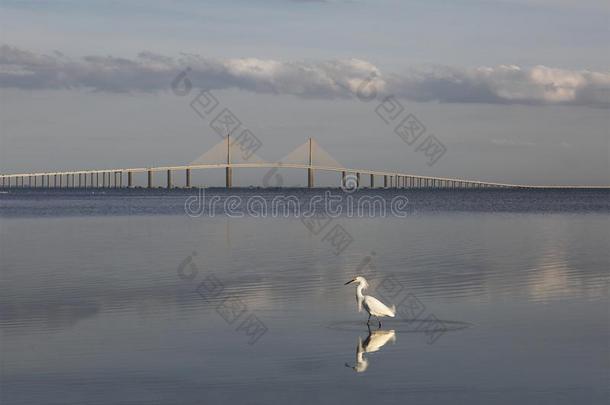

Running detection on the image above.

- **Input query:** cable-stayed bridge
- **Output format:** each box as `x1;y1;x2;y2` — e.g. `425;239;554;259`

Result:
0;138;607;189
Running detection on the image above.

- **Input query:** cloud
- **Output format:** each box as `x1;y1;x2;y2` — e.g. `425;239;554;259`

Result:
1;45;608;107
389;64;610;107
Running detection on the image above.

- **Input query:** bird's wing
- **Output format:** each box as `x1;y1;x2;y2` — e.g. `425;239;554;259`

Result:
364;295;396;317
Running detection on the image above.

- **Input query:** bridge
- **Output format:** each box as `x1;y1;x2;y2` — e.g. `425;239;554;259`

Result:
0;138;607;190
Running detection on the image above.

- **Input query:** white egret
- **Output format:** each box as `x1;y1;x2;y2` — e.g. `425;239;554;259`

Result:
345;328;396;373
344;276;396;327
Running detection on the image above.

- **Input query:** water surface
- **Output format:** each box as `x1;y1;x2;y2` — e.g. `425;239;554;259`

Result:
1;189;608;404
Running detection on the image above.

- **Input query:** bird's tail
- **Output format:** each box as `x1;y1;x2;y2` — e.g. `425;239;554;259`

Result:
390;305;396;317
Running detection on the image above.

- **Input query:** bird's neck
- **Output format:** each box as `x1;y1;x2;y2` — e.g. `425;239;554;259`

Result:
356;284;366;300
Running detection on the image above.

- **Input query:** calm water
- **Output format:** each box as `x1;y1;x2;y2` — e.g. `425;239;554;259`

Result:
1;189;609;405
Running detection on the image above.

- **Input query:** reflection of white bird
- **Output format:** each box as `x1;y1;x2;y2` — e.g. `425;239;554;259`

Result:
346;329;397;373
345;276;396;327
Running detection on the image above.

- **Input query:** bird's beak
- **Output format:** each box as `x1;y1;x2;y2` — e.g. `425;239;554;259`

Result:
344;279;355;285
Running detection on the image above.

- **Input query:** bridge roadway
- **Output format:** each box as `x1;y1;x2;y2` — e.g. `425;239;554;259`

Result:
1;162;608;189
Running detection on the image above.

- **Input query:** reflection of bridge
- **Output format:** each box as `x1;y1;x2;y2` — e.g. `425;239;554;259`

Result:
0;138;607;189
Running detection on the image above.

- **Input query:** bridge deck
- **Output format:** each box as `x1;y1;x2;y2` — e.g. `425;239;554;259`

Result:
1;162;608;189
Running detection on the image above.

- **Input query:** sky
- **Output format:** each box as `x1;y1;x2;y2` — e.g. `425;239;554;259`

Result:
0;0;609;185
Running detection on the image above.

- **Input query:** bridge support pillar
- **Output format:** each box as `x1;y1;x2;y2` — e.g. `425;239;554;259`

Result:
307;168;314;188
167;170;172;189
307;137;313;188
128;171;133;188
370;174;374;188
147;170;153;188
185;169;191;188
341;171;346;188
226;167;232;188
384;175;388;188
356;172;360;189
226;134;232;188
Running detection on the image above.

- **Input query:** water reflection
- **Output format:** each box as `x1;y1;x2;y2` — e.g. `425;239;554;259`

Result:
345;327;396;373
